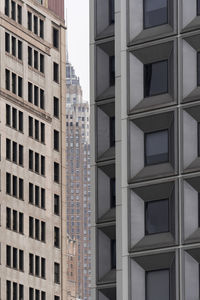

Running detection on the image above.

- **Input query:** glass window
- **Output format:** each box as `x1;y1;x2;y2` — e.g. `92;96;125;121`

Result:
146;269;170;300
145;129;169;165
144;60;168;97
111;239;116;269
110;178;116;208
197;52;200;86
144;0;168;29
145;199;169;235
198;123;200;157
109;56;115;86
110;116;115;147
198;0;200;16
109;0;115;25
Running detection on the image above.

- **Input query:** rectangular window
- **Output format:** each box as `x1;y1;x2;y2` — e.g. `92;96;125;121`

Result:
5;0;9;16
13;247;17;269
28;82;33;103
19;284;24;300
6;104;11;125
40;54;44;73
53;27;59;48
41;188;45;209
29;150;33;170
19;144;23;165
11;1;16;20
53;62;59;83
109;0;115;24
29;183;34;204
144;60;168;98
35;152;39;173
41;221;46;242
5;69;10;90
12;36;16;56
6;245;11;267
6;207;11;229
110;116;115;147
12;73;16;94
41;292;46;300
54;194;60;215
41;257;46;278
41;123;45;143
19;212;24;234
28;12;32;30
34;50;38;69
53;97;59;118
6;172;11;194
28;47;32;66
146;269;170;300
19;111;23;132
19;249;24;271
111;239;116;269
12;108;17;128
54;130;59;151
6;139;11;160
145;129;169;166
144;0;168;29
34;85;39;106
40;19;44;38
29;116;33;137
35;219;40;240
29;253;34;274
19;178;23;200
35;186;39;206
40;89;45;109
17;5;22;24
41;156;45;175
54;227;60;248
18;40;22;60
29;288;34;300
35;120;39;140
54;162;59;183
13;210;17;231
34;15;38;35
12;141;17;163
18;76;23;97
36;290;40;300
5;32;10;52
109;56;115;86
198;0;200;15
54;263;60;284
110;178;116;208
12;175;17;197
35;255;40;276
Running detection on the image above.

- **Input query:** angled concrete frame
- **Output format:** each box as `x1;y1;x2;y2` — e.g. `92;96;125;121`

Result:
95;0;115;40
128;109;178;183
129;179;179;252
181;0;200;33
128;39;177;114
130;250;178;300
128;0;178;45
97;285;116;300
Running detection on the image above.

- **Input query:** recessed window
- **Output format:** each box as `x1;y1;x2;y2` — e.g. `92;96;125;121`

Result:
110;116;115;147
198;0;200;16
145;129;169;166
144;0;168;29
53;27;59;49
110;178;116;208
145;199;169;235
109;56;115;86
197;52;200;86
111;239;116;269
146;269;170;300
53;62;59;83
144;60;168;98
54;97;59;118
109;0;115;25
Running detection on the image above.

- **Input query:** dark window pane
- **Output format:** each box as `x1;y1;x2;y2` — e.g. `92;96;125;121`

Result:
144;0;168;29
53;27;59;48
19;111;23;132
5;32;10;52
54;97;59;118
40;19;44;38
11;1;16;20
145;129;169;165
110;178;116;208
109;0;115;24
145;199;169;235
146;269;170;300
110;116;115;147
18;40;22;60
5;0;9;16
17;5;22;24
198;52;200;86
28;12;32;31
144;60;168;97
111;239;116;269
109;56;115;86
198;0;200;16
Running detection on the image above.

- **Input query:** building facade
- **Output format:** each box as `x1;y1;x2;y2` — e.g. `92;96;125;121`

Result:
90;0;200;299
66;234;78;300
66;62;91;300
0;0;67;299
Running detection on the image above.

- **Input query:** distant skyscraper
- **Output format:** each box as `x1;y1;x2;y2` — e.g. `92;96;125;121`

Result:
66;61;91;300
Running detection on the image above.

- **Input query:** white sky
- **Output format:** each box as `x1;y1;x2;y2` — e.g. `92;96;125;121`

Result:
65;0;90;101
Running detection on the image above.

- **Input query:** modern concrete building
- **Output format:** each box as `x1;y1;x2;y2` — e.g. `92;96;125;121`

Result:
66;61;91;300
0;0;67;299
90;0;200;299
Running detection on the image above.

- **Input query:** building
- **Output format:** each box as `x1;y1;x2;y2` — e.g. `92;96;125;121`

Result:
66;61;91;300
0;0;67;299
66;234;78;300
90;0;200;299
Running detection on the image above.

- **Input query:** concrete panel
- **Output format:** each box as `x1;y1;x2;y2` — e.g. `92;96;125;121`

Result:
183;111;197;169
183;40;196;98
184;251;199;300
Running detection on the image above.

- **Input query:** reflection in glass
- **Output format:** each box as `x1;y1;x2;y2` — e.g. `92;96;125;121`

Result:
145;129;169;165
144;60;168;97
145;199;169;235
146;269;170;300
144;0;168;29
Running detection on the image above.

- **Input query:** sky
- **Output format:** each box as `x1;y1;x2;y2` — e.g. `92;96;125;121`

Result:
65;0;90;101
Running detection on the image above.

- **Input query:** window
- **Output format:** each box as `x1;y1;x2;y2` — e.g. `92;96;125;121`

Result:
12;175;17;197
13;210;17;231
19;249;24;271
53;27;59;48
18;40;22;60
6;104;11;125
35;255;40;275
41;155;45;175
40;89;45;109
54;97;59;118
145;199;169;235
5;69;10;90
35;186;39;206
34;85;39;106
11;1;16;20
28;82;33;103
11;37;16;56
28;47;32;66
54;227;60;248
54;194;60;215
146;269;170;300
144;0;168;29
41;123;45;143
19;111;23;132
110;178;116;208
198;52;200;86
35;153;39;173
54;130;59;151
41;221;45;242
13;247;17;269
12;142;17;163
28;11;32;30
40;54;44;73
18;76;23;97
29;183;33;204
5;32;10;52
29;116;33;137
6;172;11;194
111;239;116;269
7;281;11;300
19;144;23;165
109;56;115;86
35;219;40;240
29;217;34;238
109;0;115;25
29;253;34;274
29;288;34;300
34;50;38;69
41;291;46;300
29;150;33;170
6;139;11;160
35;120;39;140
54;263;60;284
145;130;169;165
17;5;22;24
5;0;9;16
54;162;59;183
40;19;44;38
6;245;11;266
34;15;38;35
53;62;59;83
19;178;23;200
19;212;24;233
41;257;46;278
12;73;16;94
198;0;200;15
110;116;115;147
41;188;45;209
144;60;168;97
6;207;11;229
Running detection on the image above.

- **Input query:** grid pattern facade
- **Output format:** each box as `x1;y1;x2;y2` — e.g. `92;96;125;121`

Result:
90;0;200;299
66;62;91;300
0;0;67;299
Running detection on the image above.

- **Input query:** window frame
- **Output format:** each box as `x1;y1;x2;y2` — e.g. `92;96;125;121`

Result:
143;0;169;30
145;268;170;300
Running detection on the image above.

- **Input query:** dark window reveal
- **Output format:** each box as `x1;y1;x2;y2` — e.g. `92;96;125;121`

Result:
144;60;168;98
109;0;115;25
198;0;200;16
145;199;169;235
146;269;170;300
110;116;115;147
110;178;116;208
111;239;116;269
145;129;169;166
144;0;168;29
197;52;200;86
109;56;115;86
